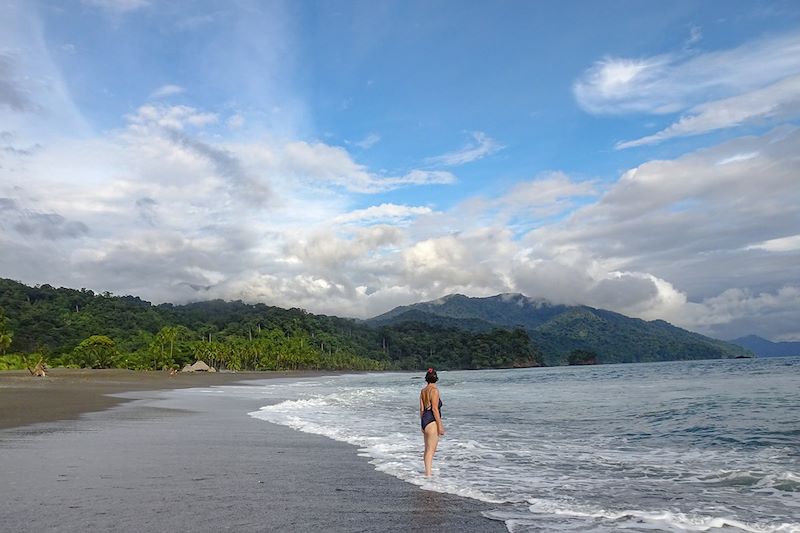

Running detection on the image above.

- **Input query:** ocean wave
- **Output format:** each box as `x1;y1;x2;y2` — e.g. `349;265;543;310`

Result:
702;471;800;493
481;499;800;533
244;363;799;533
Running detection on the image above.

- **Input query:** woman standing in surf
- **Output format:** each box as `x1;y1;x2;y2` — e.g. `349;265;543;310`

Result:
420;368;445;476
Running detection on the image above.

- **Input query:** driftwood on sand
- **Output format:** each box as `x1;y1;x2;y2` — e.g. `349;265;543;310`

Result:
29;357;47;377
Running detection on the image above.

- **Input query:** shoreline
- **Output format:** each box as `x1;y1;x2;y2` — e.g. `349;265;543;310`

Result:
0;367;337;430
0;369;504;532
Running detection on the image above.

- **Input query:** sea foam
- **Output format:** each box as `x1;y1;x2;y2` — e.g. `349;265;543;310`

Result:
246;359;800;532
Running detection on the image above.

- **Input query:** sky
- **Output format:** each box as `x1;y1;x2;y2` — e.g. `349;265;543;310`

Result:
1;0;799;341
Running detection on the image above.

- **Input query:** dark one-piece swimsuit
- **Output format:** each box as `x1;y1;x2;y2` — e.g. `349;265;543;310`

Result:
421;398;443;430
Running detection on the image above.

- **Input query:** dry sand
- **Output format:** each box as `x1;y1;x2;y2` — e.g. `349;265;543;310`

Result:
0;369;504;532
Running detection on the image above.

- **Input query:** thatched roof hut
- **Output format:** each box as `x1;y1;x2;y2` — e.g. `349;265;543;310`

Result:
181;360;216;372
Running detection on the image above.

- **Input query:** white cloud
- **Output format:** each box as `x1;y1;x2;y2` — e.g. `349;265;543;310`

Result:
280;141;455;193
0;98;463;318
128;104;218;130
496;172;598;218
400;227;517;293
284;226;404;272
2;3;797;340
333;203;433;225
3;121;798;340
426;131;504;166
716;152;759;166
565;127;797;227
149;84;185;99
617;74;800;148
502;172;595;204
511;258;689;320
383;170;456;188
682;286;800;337
224;126;793;332
2;92;797;339
574;32;800;115
354;132;381;149
520;127;800;335
746;234;800;252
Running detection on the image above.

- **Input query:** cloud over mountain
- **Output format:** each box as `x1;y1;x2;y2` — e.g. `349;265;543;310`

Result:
1;1;798;343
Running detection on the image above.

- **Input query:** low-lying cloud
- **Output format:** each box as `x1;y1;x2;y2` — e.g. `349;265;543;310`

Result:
2;104;798;341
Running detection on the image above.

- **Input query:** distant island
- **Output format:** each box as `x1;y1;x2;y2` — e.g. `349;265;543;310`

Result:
0;279;750;372
728;335;800;357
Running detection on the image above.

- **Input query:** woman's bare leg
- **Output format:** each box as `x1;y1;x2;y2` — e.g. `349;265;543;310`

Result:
423;423;440;476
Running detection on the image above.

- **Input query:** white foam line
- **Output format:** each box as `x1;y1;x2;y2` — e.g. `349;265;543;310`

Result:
526;498;800;533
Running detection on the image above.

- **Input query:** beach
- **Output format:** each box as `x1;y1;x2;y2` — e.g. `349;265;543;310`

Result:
0;368;322;430
0;370;504;532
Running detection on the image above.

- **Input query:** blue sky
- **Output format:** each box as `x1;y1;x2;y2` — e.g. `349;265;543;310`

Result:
1;0;799;341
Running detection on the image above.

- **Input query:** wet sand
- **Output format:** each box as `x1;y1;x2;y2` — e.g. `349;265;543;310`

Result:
0;370;504;532
0;368;317;430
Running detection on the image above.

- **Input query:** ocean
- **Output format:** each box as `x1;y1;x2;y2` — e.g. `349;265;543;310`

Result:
243;358;799;532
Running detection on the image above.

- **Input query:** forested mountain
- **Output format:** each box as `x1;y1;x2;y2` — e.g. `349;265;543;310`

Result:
369;308;498;332
0;280;750;371
368;293;751;365
729;335;800;357
0;279;541;371
370;293;569;330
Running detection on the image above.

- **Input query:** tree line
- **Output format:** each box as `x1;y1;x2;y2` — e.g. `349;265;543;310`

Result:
0;279;543;371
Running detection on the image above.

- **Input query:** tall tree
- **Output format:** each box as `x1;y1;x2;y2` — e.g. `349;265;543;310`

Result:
72;335;118;369
0;307;12;355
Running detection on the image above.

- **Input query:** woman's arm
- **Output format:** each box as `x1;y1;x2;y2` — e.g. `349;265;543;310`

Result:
431;388;445;435
419;391;424;418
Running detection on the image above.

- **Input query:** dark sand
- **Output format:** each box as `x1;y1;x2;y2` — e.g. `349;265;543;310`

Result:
0;370;505;532
0;368;298;430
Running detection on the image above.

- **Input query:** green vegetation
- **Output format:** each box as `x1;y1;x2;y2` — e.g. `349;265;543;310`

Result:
567;349;598;365
374;322;542;370
71;335;118;369
0;279;541;371
0;307;12;355
0;279;750;371
369;293;752;365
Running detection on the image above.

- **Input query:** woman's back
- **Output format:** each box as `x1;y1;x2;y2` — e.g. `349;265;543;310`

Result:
420;385;441;410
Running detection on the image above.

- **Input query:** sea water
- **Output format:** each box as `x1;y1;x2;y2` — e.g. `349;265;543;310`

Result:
245;358;799;532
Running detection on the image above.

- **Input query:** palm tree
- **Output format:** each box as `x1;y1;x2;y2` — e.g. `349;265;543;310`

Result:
0;308;13;355
152;326;180;370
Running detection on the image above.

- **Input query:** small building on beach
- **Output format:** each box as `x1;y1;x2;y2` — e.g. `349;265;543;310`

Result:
181;360;216;373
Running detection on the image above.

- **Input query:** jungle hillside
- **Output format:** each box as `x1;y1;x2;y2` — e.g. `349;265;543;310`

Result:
0;279;542;372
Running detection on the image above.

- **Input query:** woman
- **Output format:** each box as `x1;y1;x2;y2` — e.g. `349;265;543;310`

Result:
419;367;445;476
